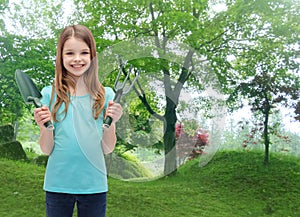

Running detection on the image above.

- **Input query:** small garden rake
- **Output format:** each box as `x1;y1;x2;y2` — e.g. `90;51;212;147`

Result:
103;65;140;128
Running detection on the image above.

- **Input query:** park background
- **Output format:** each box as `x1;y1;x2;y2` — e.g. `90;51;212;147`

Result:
0;0;300;216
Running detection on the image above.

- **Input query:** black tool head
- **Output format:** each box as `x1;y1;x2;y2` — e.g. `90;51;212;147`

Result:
15;70;42;104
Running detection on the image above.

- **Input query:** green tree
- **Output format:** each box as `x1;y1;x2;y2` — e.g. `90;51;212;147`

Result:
0;22;26;124
71;0;300;172
0;0;70;126
73;0;229;175
295;101;300;121
225;0;300;164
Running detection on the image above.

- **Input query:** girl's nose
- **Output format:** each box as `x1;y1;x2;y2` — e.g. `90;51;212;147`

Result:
74;54;81;61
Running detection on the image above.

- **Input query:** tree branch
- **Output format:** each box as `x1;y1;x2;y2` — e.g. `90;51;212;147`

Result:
120;64;164;121
149;2;161;49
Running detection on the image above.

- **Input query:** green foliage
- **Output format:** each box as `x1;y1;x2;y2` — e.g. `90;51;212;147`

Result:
0;34;56;126
0;141;27;161
0;125;14;144
0;124;27;161
221;115;300;158
0;0;69;126
1;0;299;175
16;110;40;143
221;0;300;162
73;0;300;171
32;155;48;167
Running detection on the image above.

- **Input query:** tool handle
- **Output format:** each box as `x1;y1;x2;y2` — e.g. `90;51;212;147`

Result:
102;91;122;129
29;97;54;131
103;116;113;129
44;120;54;131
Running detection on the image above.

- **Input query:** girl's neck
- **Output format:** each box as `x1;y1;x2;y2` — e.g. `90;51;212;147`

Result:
70;76;88;96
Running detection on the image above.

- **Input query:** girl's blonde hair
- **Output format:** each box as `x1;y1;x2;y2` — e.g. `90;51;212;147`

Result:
50;25;105;121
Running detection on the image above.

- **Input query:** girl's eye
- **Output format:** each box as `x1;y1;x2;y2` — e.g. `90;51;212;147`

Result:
65;52;73;55
82;51;90;55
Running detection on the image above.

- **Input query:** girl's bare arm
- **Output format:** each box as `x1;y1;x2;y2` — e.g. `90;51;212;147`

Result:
34;106;54;155
39;128;54;155
101;101;122;154
102;123;117;154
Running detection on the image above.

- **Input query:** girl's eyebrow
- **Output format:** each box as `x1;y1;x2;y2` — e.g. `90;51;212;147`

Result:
63;48;90;52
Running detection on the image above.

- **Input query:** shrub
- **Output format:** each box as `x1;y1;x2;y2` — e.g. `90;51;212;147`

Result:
0;125;14;144
175;123;209;163
0;141;27;161
32;155;48;166
105;153;154;180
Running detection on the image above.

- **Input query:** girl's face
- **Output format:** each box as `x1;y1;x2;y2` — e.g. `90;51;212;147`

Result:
62;37;91;78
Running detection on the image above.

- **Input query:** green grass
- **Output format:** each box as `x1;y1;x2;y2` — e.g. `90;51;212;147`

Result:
1;151;300;217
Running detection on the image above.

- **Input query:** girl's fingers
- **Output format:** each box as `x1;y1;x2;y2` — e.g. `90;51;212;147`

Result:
34;106;51;127
106;102;123;123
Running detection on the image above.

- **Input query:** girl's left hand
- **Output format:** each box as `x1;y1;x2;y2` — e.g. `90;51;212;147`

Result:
106;101;123;124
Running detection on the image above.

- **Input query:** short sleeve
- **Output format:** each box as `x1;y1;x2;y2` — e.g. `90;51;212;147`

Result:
104;87;115;109
40;86;52;108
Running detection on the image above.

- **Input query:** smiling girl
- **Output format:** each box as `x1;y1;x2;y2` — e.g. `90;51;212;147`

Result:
33;25;122;217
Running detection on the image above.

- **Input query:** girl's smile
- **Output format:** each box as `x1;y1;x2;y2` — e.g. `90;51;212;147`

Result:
63;37;91;77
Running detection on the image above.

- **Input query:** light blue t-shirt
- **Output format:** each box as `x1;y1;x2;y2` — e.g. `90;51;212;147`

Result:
40;85;114;194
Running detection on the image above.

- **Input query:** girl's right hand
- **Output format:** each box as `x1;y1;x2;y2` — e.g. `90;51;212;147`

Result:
34;106;52;128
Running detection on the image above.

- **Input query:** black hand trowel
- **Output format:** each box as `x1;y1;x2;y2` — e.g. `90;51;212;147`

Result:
15;70;54;131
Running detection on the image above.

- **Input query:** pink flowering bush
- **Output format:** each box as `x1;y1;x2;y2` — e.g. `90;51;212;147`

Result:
175;123;209;164
189;128;209;160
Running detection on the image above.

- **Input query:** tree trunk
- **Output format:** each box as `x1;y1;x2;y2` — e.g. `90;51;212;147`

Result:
263;105;271;165
263;116;269;164
13;121;18;141
163;97;177;176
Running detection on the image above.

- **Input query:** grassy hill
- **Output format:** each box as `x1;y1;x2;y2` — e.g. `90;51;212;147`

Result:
0;151;299;217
